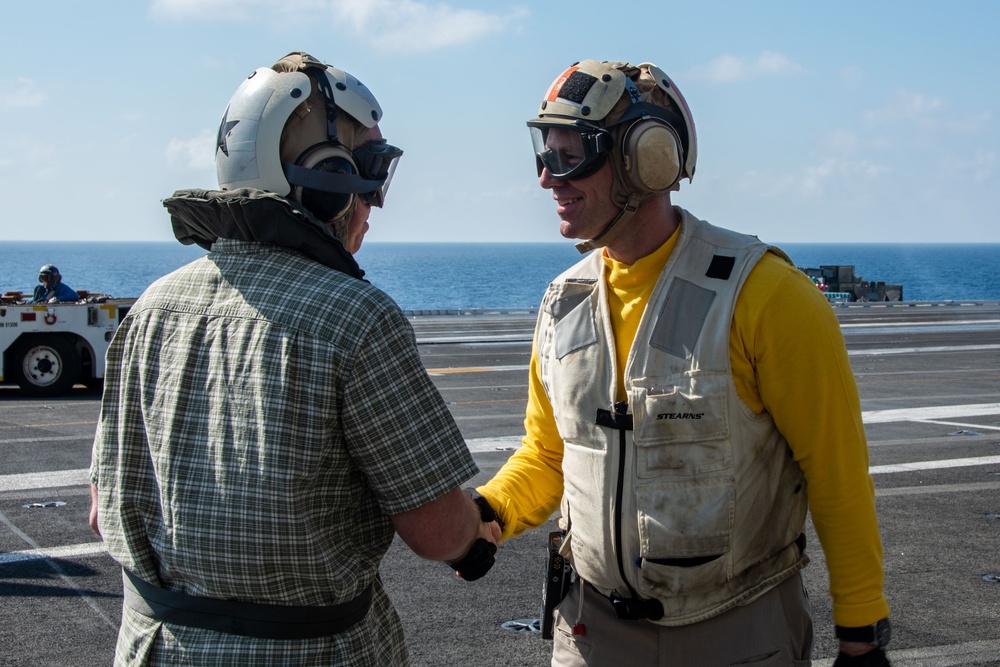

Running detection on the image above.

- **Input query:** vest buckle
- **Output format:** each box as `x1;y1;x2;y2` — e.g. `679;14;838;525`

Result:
610;594;664;621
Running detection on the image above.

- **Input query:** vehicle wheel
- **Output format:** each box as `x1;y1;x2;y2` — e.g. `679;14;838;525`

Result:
10;336;82;397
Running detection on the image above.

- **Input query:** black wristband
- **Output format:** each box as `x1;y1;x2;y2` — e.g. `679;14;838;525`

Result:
466;488;502;529
835;618;891;648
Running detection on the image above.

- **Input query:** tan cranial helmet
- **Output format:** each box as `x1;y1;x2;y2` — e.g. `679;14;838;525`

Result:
272;52;373;172
528;59;698;250
215;52;402;238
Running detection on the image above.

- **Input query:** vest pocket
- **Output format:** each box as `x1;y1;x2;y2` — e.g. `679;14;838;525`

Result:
631;372;731;478
632;371;730;444
634;477;733;596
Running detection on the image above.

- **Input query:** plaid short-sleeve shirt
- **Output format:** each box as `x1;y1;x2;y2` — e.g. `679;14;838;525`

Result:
91;240;477;666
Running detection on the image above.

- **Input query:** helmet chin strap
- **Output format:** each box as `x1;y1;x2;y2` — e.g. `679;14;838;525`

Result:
573;193;643;254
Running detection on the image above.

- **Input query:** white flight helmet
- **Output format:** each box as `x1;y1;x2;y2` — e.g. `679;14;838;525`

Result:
216;52;401;224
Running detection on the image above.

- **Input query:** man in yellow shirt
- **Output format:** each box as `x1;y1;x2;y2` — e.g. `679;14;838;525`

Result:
477;59;891;666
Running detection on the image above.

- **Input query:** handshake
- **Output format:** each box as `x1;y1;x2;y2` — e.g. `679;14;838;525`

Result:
447;489;502;581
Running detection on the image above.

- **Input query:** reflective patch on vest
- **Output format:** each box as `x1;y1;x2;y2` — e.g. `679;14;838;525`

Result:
649;279;716;359
548;280;598;359
706;255;736;280
547;280;595;321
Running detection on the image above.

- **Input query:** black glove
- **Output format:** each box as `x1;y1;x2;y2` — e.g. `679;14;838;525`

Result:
448;537;497;581
832;648;891;667
447;489;501;581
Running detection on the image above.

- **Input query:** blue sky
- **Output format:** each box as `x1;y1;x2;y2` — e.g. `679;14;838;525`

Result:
1;1;997;244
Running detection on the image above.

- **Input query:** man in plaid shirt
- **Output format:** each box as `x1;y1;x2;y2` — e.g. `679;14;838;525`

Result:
89;52;500;666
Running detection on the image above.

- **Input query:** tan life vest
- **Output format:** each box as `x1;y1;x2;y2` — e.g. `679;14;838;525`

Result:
537;210;809;626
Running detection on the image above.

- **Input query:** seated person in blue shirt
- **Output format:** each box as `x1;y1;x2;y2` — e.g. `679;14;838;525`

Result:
33;264;79;302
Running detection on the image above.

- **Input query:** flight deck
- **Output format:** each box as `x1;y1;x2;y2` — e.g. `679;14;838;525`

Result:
2;302;999;666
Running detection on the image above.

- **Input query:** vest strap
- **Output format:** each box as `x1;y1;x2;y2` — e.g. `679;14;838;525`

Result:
596;402;633;430
122;569;373;640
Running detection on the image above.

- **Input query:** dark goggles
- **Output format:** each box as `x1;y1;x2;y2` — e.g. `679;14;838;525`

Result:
353;138;403;208
284;138;403;220
527;121;613;181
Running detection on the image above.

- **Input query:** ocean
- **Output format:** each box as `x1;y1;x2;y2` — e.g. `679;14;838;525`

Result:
3;241;998;311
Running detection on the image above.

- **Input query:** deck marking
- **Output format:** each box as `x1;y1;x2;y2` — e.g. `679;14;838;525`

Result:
841;319;1000;329
0;435;89;444
863;403;1000;423
0;509;116;628
427;365;527;375
425;344;1000;374
870;455;1000;475
849;343;1000;356
913;419;1000;431
465;436;525;452
0;541;106;565
877;481;999;497
0;468;89;492
814;638;1000;667
0;421;98;430
3;401;1000;491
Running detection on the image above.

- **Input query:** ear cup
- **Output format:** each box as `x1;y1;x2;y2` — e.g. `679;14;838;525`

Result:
292;144;358;222
621;119;682;193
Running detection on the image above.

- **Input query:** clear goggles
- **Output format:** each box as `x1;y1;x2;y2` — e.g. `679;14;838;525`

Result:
353;138;403;208
527;121;614;181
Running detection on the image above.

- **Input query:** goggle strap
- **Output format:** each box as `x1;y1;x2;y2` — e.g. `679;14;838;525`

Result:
283;162;384;194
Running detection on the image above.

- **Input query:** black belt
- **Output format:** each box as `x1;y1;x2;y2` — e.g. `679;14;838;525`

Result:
583;581;664;621
122;569;373;640
610;594;664;621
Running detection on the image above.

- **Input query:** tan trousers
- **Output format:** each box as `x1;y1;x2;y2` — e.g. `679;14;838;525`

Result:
551;574;813;667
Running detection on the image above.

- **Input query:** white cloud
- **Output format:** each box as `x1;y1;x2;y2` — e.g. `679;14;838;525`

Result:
826;129;862;153
333;0;529;53
839;65;864;90
865;89;993;137
943;150;996;182
166;130;217;170
942;109;992;134
738;157;890;198
0;78;47;108
866;89;944;125
689;51;803;83
150;0;259;19
150;0;528;53
25;144;56;163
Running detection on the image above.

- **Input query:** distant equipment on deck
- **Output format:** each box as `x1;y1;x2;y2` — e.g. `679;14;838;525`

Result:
1;291;136;396
798;265;903;303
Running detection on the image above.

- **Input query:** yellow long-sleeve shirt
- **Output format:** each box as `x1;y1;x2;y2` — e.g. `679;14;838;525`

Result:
479;228;889;627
